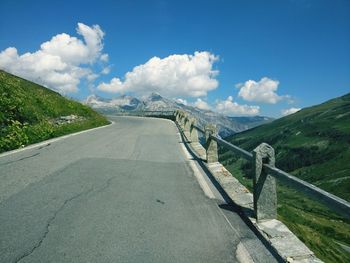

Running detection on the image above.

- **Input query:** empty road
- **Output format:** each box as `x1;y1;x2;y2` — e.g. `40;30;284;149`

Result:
0;117;278;263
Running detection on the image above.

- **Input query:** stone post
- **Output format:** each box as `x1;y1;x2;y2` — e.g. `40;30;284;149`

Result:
190;118;199;143
184;115;191;139
178;111;183;127
252;143;277;222
180;112;185;129
175;110;180;123
205;124;218;163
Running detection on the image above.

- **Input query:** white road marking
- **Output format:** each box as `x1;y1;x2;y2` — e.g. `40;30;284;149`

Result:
0;121;114;158
216;205;241;236
177;132;215;199
216;207;255;262
236;242;255;263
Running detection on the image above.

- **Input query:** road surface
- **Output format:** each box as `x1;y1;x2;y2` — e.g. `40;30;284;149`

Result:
0;116;278;263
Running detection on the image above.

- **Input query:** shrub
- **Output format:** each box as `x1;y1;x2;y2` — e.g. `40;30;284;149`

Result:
0;120;29;151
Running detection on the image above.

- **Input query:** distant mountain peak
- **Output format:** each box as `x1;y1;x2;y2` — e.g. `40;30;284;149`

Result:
85;93;274;137
86;94;110;103
148;92;163;101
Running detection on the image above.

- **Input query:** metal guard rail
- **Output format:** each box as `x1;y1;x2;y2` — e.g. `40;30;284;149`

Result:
193;124;205;134
210;135;253;161
208;133;350;218
264;164;350;218
115;111;175;115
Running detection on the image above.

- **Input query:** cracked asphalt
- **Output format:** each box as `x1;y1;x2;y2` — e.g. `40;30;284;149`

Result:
0;117;278;263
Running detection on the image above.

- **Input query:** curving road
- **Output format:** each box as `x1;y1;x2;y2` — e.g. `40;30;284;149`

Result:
0;117;278;263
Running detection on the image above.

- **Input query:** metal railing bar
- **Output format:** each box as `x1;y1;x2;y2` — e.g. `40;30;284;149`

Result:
193;124;205;134
264;164;350;218
116;111;175;115
174;110;350;218
210;135;254;161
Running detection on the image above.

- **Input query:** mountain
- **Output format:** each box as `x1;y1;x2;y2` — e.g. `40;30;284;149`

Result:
86;94;144;111
85;93;177;112
225;92;350;200
228;116;274;129
219;93;350;263
85;93;273;137
0;70;108;153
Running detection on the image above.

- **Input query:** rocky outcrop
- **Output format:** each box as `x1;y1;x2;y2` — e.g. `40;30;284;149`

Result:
53;115;85;125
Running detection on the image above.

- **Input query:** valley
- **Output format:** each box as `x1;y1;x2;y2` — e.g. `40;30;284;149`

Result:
219;93;350;263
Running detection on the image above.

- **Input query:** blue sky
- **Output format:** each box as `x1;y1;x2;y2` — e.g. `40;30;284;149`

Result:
0;0;349;117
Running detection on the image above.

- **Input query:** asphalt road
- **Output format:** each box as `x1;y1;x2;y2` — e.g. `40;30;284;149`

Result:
0;116;278;263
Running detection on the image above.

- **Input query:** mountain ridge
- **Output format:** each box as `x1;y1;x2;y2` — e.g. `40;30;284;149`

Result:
219;92;350;263
85;93;274;136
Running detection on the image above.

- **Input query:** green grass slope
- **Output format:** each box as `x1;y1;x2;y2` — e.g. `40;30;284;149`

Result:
219;93;350;263
0;70;109;153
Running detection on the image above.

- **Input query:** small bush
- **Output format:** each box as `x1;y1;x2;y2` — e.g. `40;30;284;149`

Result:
0;120;29;151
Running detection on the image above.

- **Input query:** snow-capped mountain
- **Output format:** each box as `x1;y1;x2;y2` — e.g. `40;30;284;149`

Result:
85;94;144;111
85;93;273;137
143;93;177;111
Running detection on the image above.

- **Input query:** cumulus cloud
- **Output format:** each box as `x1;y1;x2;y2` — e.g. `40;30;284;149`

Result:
175;98;188;105
281;107;301;116
97;77;123;93
215;96;260;116
97;51;219;97
0;23;107;94
100;53;109;62
101;66;111;75
237;77;289;104
194;98;211;110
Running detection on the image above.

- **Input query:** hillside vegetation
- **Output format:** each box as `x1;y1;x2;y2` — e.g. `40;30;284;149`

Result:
0;70;109;153
219;93;350;263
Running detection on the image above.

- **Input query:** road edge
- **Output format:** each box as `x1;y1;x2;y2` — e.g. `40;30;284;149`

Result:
174;120;325;263
0;121;114;158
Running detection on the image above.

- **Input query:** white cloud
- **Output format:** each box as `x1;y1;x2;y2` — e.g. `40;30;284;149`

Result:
100;53;109;62
97;51;219;97
175;98;188;105
97;77;123;93
101;66;111;75
215;96;260;116
237;77;288;104
281;107;301;116
76;23;105;62
86;73;99;82
0;23;107;94
194;98;211;110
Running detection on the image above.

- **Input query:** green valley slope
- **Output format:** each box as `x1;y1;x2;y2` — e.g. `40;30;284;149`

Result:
0;70;109;153
219;93;350;263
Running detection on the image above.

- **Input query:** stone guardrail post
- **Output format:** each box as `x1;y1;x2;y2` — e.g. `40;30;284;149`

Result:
175;110;179;123
182;113;187;129
179;111;185;129
189;117;199;143
205;124;218;163
174;110;179;123
184;115;191;139
176;110;180;124
177;111;182;124
252;143;277;221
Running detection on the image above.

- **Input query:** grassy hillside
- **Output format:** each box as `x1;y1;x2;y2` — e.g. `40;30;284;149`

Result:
219;93;350;263
0;70;109;153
